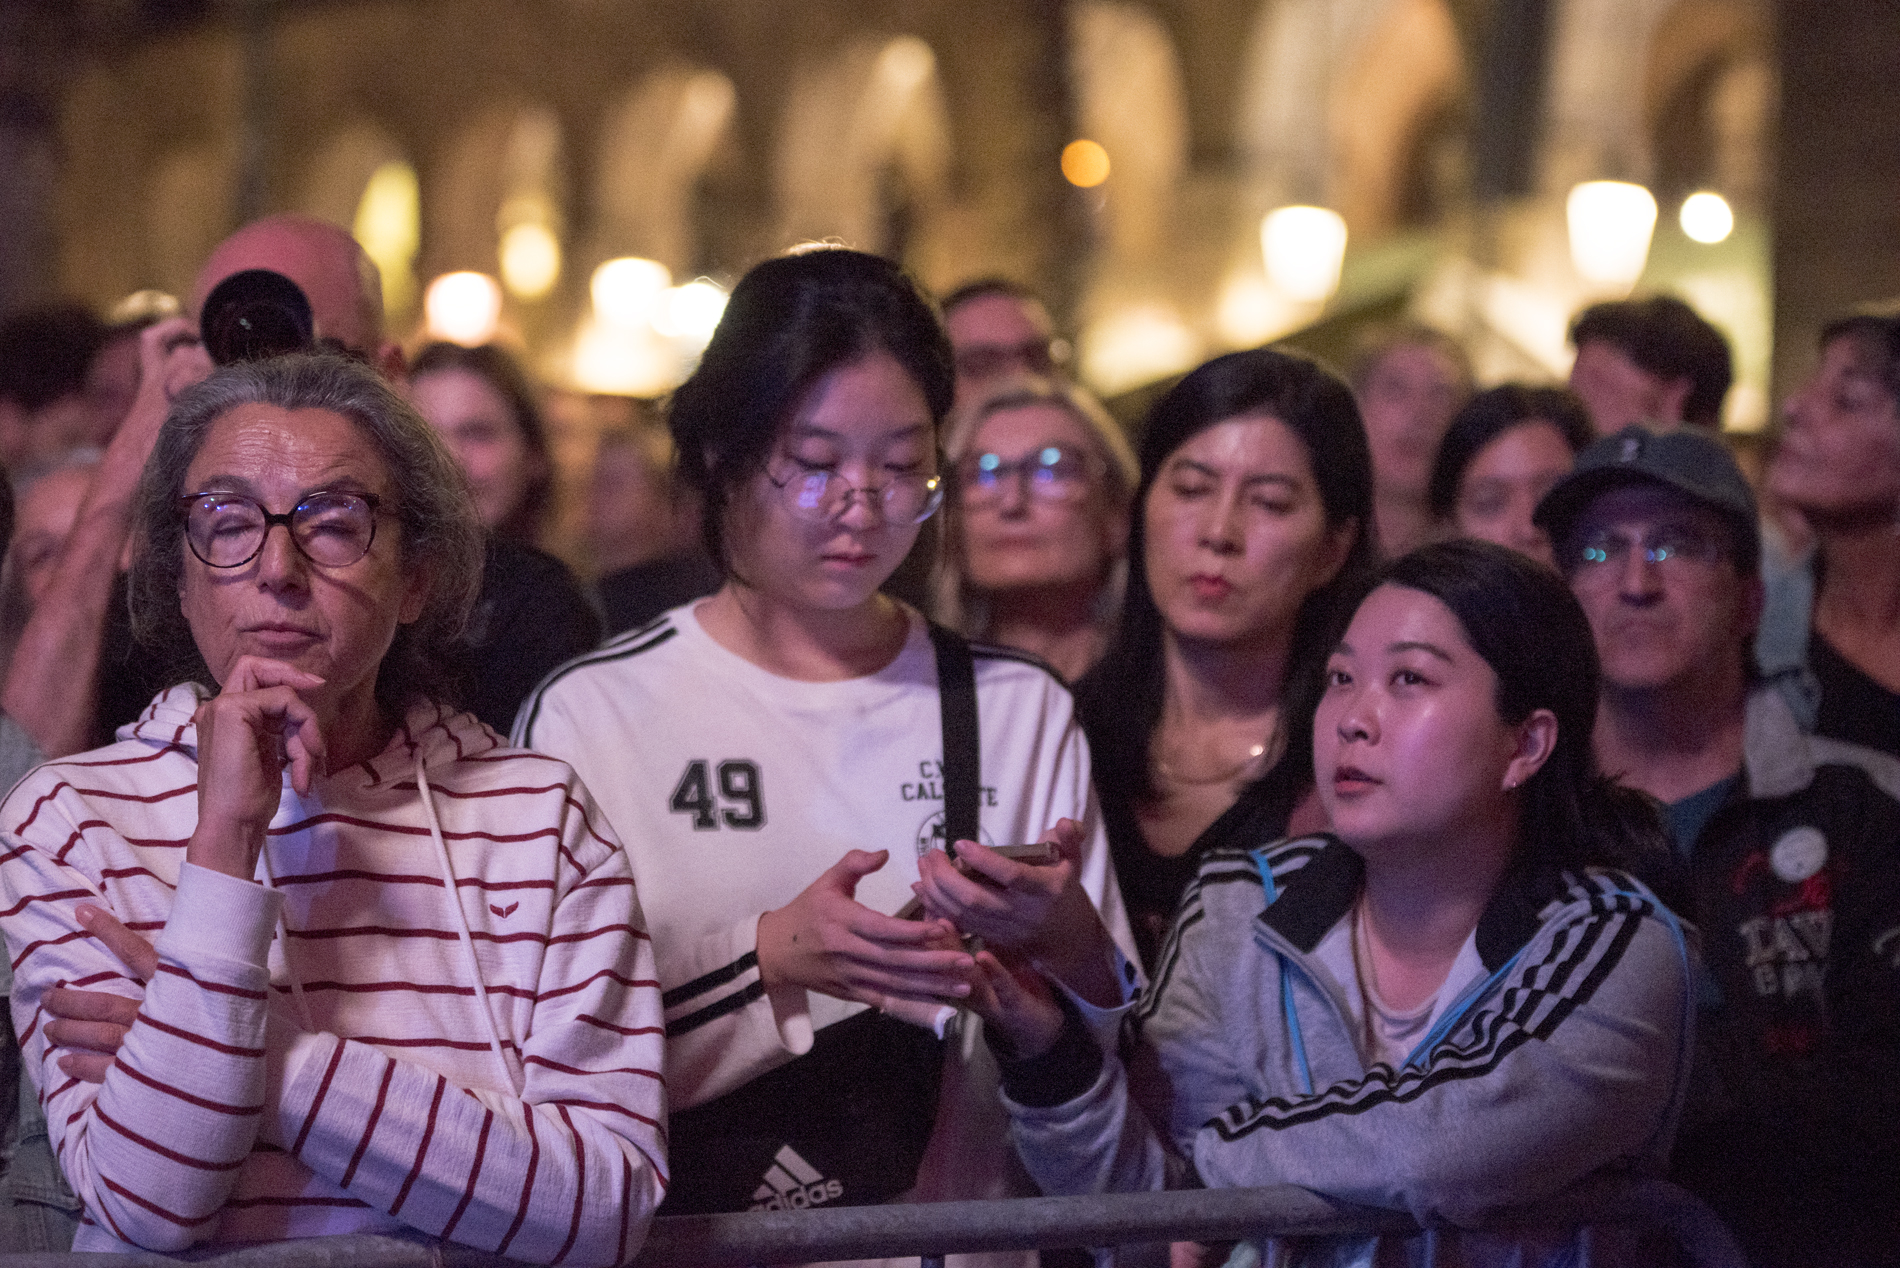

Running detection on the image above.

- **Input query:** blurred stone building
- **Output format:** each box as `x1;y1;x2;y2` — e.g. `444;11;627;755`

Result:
3;0;1897;429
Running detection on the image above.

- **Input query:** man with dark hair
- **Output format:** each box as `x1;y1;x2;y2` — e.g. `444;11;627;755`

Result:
1568;295;1734;435
1536;424;1900;1268
941;277;1067;408
0;305;107;476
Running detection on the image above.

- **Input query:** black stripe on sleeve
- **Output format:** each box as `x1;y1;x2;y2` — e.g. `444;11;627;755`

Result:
516;625;678;744
666;980;767;1037
662;950;760;1010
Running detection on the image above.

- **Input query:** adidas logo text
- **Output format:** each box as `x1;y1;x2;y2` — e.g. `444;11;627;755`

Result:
748;1145;843;1211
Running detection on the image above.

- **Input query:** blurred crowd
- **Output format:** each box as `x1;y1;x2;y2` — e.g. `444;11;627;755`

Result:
0;212;1894;1268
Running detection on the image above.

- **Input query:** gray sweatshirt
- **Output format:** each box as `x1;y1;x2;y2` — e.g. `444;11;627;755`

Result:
999;836;1698;1266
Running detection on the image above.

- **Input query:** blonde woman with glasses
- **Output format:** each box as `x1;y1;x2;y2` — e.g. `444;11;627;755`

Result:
934;380;1137;684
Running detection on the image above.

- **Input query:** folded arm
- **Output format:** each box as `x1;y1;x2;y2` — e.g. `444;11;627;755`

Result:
264;846;668;1265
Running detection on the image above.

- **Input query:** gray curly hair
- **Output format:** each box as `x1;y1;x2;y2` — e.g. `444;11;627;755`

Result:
129;353;486;715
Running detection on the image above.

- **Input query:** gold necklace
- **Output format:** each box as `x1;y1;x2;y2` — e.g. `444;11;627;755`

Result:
1152;739;1269;787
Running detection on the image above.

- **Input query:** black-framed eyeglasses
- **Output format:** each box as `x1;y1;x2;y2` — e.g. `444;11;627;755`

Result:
954;445;1096;504
180;490;385;569
765;462;944;525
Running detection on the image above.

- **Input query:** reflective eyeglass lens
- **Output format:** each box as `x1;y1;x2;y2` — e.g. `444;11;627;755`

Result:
293;495;376;565
882;475;942;523
959;448;1088;500
1032;446;1088;488
787;472;831;515
190;498;266;566
779;469;940;524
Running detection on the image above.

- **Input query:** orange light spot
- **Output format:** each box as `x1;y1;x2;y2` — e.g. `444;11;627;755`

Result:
1061;139;1111;188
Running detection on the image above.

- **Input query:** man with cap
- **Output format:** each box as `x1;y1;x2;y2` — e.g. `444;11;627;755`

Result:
1535;424;1900;1268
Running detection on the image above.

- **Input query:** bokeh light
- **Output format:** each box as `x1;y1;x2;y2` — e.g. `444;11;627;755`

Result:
353;161;420;317
591;257;673;328
653;280;729;347
1061;139;1111;188
1566;180;1658;290
499;222;562;300
1260;205;1349;304
1680;191;1735;244
424;271;503;346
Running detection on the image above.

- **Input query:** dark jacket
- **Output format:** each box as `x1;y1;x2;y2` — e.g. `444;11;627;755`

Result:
1662;687;1900;1268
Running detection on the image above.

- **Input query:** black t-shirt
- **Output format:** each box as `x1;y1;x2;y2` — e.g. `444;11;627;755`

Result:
446;536;603;732
1100;767;1297;972
1810;633;1900;757
594;550;722;637
93;535;601;742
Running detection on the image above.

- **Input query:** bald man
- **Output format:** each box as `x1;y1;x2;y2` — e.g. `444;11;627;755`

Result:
3;215;600;757
190;214;402;378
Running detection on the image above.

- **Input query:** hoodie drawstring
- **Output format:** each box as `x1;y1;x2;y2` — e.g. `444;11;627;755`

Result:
416;754;519;1094
257;844;316;1033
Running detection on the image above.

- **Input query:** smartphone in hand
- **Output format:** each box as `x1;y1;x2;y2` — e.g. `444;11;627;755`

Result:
896;842;1059;919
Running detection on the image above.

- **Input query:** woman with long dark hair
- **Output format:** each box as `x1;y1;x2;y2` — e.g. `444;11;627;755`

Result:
514;248;1133;1240
1428;384;1592;568
963;540;1693;1266
1075;348;1374;966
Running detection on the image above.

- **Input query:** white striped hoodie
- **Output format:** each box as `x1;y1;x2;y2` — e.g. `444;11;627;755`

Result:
0;685;667;1263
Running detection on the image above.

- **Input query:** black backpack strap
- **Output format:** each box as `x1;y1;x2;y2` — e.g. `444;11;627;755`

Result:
927;622;980;856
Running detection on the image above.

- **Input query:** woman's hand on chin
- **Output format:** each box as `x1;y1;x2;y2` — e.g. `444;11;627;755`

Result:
188;655;328;880
756;848;975;1011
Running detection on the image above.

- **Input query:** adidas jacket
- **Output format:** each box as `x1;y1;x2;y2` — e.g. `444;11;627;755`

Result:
1001;836;1696;1266
0;686;667;1262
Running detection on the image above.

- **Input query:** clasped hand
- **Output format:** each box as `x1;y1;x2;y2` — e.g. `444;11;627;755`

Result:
42;904;157;1083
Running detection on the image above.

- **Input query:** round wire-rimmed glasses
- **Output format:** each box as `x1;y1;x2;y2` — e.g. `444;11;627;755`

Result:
765;463;944;525
180;490;384;569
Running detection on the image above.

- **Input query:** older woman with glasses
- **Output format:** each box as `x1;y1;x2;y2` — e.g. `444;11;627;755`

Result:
0;355;666;1261
933;380;1137;683
515;248;1134;1242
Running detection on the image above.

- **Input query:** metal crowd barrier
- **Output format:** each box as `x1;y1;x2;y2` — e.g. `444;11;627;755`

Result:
0;1179;1748;1268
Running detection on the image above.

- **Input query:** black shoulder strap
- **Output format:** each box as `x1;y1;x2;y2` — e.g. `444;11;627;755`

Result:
927;622;980;856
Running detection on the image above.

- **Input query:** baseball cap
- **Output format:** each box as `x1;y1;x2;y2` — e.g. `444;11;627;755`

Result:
1534;423;1760;570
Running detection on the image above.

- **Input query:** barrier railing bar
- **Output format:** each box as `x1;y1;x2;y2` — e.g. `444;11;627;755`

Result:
0;1180;1747;1268
637;1185;1415;1266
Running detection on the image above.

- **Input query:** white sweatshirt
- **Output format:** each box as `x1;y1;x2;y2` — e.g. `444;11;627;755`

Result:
0;686;667;1263
514;604;1137;1244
